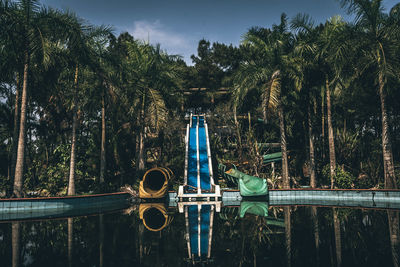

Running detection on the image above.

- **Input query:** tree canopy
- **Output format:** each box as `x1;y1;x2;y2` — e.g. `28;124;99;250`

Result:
1;0;399;197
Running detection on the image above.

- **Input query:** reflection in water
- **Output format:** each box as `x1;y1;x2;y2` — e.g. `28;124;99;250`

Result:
139;203;173;232
2;204;400;266
284;206;291;267
139;222;144;264
99;214;104;267
185;204;215;264
12;222;20;267
311;206;320;265
333;208;342;267
68;218;73;267
239;201;268;218
388;210;400;267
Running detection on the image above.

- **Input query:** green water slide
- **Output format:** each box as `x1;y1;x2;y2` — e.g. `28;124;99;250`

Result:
221;166;268;197
263;152;282;164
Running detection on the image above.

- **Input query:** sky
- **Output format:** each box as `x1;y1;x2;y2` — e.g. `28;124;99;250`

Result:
40;0;399;64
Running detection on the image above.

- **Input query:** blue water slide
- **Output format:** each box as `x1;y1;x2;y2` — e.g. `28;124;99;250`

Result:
188;126;198;189
191;115;198;127
198;126;211;190
199;116;204;127
186;114;212;192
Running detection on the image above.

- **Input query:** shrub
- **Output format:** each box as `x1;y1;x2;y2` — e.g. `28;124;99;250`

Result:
322;164;356;189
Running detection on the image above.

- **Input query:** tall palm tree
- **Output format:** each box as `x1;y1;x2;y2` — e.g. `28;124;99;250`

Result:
123;41;180;174
340;0;399;188
0;1;23;186
60;14;111;195
290;13;320;187
1;0;67;197
234;14;292;188
100;85;106;184
316;16;349;188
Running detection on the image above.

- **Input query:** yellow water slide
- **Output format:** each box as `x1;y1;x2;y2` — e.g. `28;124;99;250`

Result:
139;167;173;198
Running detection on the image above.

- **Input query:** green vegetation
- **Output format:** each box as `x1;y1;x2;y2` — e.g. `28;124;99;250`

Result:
1;0;399;197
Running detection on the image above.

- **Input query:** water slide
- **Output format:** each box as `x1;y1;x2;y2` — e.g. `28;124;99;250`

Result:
179;114;220;198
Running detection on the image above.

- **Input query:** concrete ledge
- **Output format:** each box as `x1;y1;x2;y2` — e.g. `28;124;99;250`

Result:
0;192;131;221
217;189;400;209
269;189;400;209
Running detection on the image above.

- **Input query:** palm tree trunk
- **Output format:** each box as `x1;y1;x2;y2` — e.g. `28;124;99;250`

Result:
100;89;106;184
10;74;20;184
278;104;289;188
68;65;79;196
137;94;146;173
308;104;316;188
113;141;123;186
326;78;336;189
13;50;29;198
262;93;267;123
321;90;325;161
333;208;342;267
262;83;272;122
378;73;396;189
233;106;243;161
387;210;399;267
138;127;145;172
12;222;20;267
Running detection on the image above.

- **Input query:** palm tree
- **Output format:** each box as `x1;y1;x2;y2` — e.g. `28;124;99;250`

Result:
0;1;23;186
60;14;111;195
234;14;292;188
316;16;350;188
123;40;180;174
100;85;106;184
340;0;399;188
1;0;67;197
290;13;320;187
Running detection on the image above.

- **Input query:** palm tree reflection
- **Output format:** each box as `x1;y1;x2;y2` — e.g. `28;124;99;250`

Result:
284;206;291;267
387;210;399;267
68;218;73;267
12;222;20;267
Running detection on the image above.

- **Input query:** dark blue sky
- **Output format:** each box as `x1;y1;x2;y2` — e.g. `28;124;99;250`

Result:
40;0;398;64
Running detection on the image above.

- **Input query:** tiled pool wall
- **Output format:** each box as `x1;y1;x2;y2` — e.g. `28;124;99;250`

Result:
269;190;400;209
0;193;131;220
3;190;400;219
221;189;400;209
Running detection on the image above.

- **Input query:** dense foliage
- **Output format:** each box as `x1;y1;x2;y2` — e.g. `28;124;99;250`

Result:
1;0;399;196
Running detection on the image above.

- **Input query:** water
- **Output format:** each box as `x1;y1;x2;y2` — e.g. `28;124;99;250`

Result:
0;204;398;266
